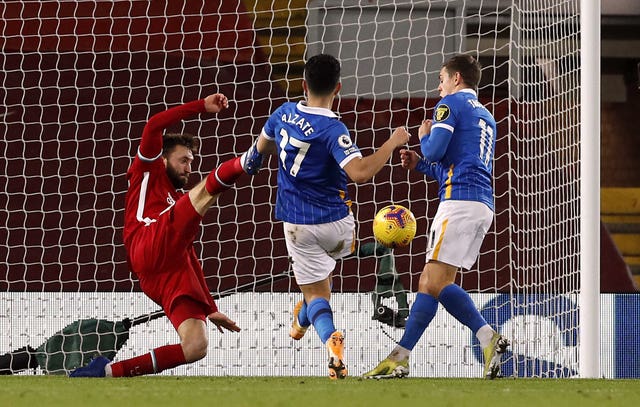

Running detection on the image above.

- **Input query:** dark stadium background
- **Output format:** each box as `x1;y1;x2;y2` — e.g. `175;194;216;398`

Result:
1;0;636;294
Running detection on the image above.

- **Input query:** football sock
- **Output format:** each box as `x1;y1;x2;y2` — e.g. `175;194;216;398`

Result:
298;300;311;327
398;292;438;350
388;345;411;363
306;298;335;343
205;156;243;195
109;344;186;377
476;324;496;349
438;283;488;334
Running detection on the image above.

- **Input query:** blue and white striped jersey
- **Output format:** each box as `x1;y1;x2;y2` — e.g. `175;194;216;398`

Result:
261;101;362;224
416;89;496;211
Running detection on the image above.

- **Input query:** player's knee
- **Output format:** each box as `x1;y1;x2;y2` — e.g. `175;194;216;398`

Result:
424;284;442;298
420;278;446;298
181;336;209;362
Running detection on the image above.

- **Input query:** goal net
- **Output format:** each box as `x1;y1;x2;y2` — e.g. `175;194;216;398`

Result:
1;0;584;377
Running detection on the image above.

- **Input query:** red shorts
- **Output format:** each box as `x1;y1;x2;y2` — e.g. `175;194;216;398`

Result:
129;195;217;322
168;296;208;330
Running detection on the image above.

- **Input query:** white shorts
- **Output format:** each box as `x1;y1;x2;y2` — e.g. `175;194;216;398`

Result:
426;200;493;270
283;214;356;285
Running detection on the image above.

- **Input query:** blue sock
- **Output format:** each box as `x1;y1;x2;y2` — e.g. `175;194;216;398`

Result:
298;300;310;327
398;293;438;350
438;284;487;334
306;298;335;343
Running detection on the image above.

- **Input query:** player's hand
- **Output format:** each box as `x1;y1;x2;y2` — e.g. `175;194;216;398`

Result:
207;311;241;333
390;126;411;147
203;93;229;114
418;119;432;140
399;148;419;170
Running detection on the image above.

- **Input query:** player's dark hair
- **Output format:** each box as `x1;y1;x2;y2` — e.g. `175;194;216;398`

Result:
443;54;482;90
162;133;199;156
304;53;341;96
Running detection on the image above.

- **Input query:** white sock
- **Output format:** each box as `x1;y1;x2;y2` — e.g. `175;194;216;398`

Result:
476;324;495;349
104;362;113;377
388;345;411;362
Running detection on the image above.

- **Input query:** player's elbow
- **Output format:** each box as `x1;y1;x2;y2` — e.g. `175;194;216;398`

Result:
349;170;372;184
421;143;444;162
423;150;444;162
143;117;163;134
420;130;449;162
344;158;375;183
354;174;372;183
422;143;446;162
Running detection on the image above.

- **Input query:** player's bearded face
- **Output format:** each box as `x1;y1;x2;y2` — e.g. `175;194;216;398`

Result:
164;146;194;189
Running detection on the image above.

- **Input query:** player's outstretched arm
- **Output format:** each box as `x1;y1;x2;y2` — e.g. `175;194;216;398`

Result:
256;133;277;155
207;311;241;333
139;94;228;159
344;126;410;183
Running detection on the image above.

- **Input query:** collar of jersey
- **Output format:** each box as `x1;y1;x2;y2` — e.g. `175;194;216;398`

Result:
454;88;477;97
296;101;339;118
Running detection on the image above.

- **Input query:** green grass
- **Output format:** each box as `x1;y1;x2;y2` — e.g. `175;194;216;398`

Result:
3;376;640;407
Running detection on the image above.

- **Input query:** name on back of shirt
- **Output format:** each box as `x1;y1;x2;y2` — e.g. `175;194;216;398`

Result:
467;99;486;110
281;113;315;136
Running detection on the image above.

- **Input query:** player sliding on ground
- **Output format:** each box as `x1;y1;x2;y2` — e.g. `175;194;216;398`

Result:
69;93;262;377
242;53;409;379
363;54;510;380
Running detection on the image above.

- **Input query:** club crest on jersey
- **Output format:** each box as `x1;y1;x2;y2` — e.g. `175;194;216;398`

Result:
435;104;450;121
338;134;353;148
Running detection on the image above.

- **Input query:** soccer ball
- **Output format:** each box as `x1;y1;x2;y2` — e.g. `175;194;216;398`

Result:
372;205;417;248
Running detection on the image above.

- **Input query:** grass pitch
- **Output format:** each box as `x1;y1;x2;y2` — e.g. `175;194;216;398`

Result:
3;376;640;407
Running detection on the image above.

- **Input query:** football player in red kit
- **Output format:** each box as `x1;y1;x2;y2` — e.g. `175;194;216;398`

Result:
70;93;262;377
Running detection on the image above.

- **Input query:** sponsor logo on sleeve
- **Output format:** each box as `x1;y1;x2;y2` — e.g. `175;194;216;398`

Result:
435;104;450;121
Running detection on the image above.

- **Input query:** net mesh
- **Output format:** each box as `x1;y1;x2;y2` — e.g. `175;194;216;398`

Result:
1;0;582;377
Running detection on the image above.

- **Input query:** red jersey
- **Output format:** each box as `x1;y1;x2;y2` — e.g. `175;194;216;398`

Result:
123;99;217;315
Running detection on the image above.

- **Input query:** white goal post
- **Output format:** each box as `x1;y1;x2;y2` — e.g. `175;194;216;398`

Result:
1;0;601;377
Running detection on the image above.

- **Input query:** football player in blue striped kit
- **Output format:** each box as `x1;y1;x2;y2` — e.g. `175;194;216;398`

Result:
241;53;409;379
363;54;510;379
